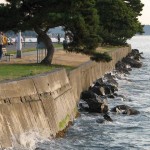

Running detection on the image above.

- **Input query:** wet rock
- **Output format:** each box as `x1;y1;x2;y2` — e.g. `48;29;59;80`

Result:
121;49;144;68
123;57;142;68
89;86;105;96
96;118;105;124
92;74;119;97
111;105;130;112
94;78;103;86
81;90;96;100
103;114;113;122
122;108;140;115
78;100;89;112
108;94;115;99
115;61;131;74
96;114;113;124
83;98;108;113
111;105;140;115
80;91;108;113
35;148;45;150
114;93;127;101
104;73;118;87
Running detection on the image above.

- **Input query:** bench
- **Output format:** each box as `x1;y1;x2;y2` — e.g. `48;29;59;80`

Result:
5;53;14;61
2;48;7;56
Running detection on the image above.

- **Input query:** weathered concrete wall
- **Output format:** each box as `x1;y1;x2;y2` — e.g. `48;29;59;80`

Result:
0;69;76;148
68;47;131;102
0;46;131;148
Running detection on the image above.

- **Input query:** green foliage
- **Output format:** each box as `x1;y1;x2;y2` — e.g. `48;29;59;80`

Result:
96;0;144;45
90;52;112;62
64;0;100;52
123;0;144;16
0;0;144;63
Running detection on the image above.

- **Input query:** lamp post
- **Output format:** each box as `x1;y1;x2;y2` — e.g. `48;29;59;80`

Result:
16;31;22;58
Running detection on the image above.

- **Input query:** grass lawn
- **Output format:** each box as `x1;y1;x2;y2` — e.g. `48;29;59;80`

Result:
0;44;126;82
0;64;74;81
53;43;63;48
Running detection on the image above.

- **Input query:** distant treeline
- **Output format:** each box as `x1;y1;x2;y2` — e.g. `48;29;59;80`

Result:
5;27;65;38
5;25;150;38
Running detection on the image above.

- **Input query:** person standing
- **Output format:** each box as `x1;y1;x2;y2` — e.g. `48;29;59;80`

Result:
15;33;23;58
0;32;3;60
15;33;23;49
57;34;60;44
2;33;8;46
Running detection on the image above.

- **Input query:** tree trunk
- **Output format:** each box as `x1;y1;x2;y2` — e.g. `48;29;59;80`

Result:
34;27;54;65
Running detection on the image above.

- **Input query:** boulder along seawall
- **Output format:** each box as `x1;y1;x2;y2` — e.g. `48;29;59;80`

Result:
0;46;131;149
79;49;143;120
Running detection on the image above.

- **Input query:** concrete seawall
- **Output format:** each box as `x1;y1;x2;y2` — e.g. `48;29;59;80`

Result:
68;47;131;102
0;46;131;148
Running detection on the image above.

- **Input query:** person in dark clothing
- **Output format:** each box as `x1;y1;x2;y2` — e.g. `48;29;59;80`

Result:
0;32;3;60
57;34;60;44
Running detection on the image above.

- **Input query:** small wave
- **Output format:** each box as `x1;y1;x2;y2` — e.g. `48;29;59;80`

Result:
3;130;52;150
143;107;150;113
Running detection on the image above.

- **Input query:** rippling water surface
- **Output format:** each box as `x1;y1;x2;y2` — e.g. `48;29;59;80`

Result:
34;36;150;150
9;36;150;150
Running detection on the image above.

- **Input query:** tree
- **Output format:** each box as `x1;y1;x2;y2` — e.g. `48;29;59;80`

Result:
0;0;144;63
0;0;112;64
96;0;144;45
123;0;144;16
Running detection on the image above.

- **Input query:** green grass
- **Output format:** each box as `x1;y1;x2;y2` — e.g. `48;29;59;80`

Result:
7;48;36;54
53;43;63;48
0;64;74;81
1;44;122;81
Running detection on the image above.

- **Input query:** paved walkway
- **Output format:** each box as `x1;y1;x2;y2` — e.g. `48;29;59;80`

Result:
0;48;90;67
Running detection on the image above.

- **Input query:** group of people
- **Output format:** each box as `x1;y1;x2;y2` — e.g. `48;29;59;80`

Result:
0;31;25;61
0;32;8;61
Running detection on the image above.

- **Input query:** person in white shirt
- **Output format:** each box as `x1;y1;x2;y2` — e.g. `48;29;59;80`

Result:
15;34;23;50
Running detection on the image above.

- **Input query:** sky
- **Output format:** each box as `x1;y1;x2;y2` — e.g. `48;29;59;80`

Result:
0;0;150;25
139;0;150;25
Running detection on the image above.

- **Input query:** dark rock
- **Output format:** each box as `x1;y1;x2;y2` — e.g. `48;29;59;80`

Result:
132;49;139;54
108;94;115;99
111;105;140;115
122;108;140;115
80;91;108;113
111;105;130;112
94;78;103;86
96;118;105;124
114;93;118;96
35;148;44;150
78;100;89;112
114;94;126;101
115;61;130;74
123;57;142;68
96;114;113;124
81;90;96;100
104;83;118;94
103;85;112;95
90;86;105;96
104;73;118;83
84;98;108;113
103;114;113;122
